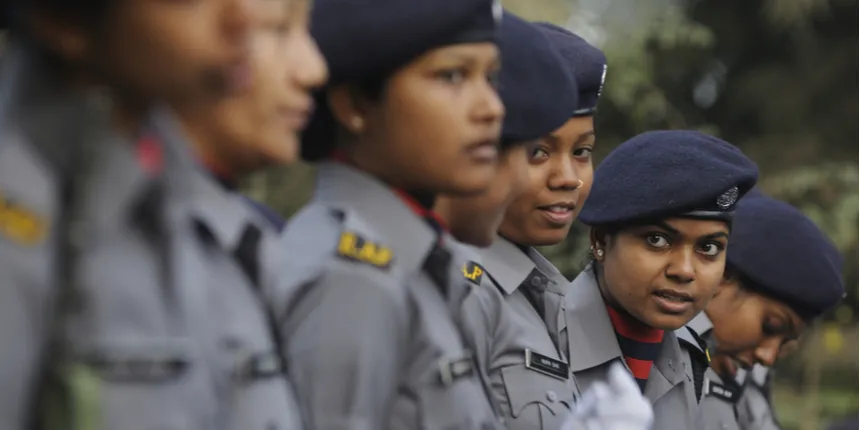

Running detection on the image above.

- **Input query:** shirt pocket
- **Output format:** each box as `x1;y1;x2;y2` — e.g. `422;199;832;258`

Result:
501;364;574;430
63;337;200;430
416;355;500;430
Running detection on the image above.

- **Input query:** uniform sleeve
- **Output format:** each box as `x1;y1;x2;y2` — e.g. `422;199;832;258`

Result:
460;282;519;369
278;267;409;430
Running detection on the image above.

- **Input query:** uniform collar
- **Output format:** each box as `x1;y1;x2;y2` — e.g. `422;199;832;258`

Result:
564;265;624;371
314;162;438;271
688;312;715;337
480;236;564;295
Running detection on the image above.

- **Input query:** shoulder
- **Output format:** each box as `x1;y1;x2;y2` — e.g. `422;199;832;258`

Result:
278;202;404;294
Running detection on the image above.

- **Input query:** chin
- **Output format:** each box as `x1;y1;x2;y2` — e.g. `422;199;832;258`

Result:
528;228;570;247
642;312;694;331
445;169;496;196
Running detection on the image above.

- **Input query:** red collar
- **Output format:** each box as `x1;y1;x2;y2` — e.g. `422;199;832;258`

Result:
606;305;664;343
135;136;163;175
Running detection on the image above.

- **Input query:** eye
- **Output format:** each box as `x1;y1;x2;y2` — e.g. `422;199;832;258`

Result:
699;242;725;257
486;69;500;88
573;147;593;160
436;68;467;85
528;146;550;161
645;233;670;249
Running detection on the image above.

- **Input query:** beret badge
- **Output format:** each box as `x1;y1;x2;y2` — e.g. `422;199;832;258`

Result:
716;186;740;210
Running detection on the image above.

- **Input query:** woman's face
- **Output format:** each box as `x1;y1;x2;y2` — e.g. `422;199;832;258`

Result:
192;0;327;174
337;42;504;196
40;0;261;106
706;279;805;376
593;217;730;330
498;115;595;246
435;144;530;247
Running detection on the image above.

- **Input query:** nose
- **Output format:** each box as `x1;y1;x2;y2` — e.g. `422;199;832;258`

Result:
665;249;696;284
473;80;505;127
547;154;583;191
292;34;329;90
754;338;782;367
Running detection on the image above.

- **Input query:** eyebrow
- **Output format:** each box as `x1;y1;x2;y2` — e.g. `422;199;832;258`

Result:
645;220;729;240
545;130;595;149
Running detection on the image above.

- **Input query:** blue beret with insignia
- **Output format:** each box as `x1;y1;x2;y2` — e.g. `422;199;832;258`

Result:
534;22;606;116
498;12;578;142
311;0;501;86
578;130;759;226
727;195;845;320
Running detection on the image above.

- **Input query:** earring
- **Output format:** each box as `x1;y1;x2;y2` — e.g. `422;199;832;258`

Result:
595;248;604;258
350;116;364;132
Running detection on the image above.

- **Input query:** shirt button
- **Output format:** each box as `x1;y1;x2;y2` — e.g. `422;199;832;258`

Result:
546;390;558;403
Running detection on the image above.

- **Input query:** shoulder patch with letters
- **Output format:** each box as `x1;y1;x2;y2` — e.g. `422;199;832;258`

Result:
461;261;485;285
336;231;393;269
0;190;47;246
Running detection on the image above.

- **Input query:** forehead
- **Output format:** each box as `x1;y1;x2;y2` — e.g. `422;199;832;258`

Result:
414;42;500;66
636;217;729;236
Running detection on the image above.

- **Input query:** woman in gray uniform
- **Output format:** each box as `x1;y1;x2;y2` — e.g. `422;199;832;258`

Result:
568;130;759;430
271;0;508;428
434;12;654;430
688;193;845;430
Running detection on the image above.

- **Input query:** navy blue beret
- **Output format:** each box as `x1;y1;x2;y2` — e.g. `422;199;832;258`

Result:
498;12;578;142
579;130;759;226
301;0;501;162
311;0;501;86
727;195;845;320
534;22;606;116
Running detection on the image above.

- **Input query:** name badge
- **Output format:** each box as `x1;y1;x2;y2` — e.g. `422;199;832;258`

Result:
524;349;569;380
438;352;475;386
704;378;740;403
85;353;189;383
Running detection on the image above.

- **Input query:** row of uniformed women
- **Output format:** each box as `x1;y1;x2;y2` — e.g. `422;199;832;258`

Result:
0;0;844;429
268;0;846;430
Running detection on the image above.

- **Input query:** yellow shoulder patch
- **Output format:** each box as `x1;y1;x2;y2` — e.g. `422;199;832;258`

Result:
336;231;393;269
462;261;485;285
705;347;711;363
0;190;47;246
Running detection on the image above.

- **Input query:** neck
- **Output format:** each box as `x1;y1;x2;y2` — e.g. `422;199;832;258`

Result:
179;109;239;186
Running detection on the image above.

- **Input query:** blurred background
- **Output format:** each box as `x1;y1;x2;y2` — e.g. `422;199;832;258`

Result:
244;0;859;428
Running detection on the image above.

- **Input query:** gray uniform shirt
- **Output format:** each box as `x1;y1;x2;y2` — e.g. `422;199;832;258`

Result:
689;313;782;430
270;162;501;430
0;42;301;430
564;266;705;430
458;238;576;430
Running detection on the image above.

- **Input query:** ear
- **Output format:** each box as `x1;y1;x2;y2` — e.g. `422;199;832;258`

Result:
589;227;609;260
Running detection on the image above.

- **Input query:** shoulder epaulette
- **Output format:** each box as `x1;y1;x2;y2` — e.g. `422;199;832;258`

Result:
461;260;485;286
335;230;393;270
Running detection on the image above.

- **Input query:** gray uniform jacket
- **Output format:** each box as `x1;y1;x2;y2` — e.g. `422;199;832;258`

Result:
564;266;706;430
271;162;501;430
0;42;301;430
458;238;576;430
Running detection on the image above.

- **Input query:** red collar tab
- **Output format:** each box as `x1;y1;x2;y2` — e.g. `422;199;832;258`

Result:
135;136;163;175
394;189;450;234
606;305;664;343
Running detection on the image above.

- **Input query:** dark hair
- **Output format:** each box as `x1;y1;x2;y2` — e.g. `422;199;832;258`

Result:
4;0;115;35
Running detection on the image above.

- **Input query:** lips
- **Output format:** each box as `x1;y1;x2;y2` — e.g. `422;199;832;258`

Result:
537;202;576;226
651;288;694;314
465;139;499;163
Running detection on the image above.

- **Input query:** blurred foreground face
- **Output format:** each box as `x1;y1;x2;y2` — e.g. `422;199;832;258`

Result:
32;0;263;107
203;0;328;172
435;144;529;247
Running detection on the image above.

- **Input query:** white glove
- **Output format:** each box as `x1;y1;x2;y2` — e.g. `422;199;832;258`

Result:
560;362;654;430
